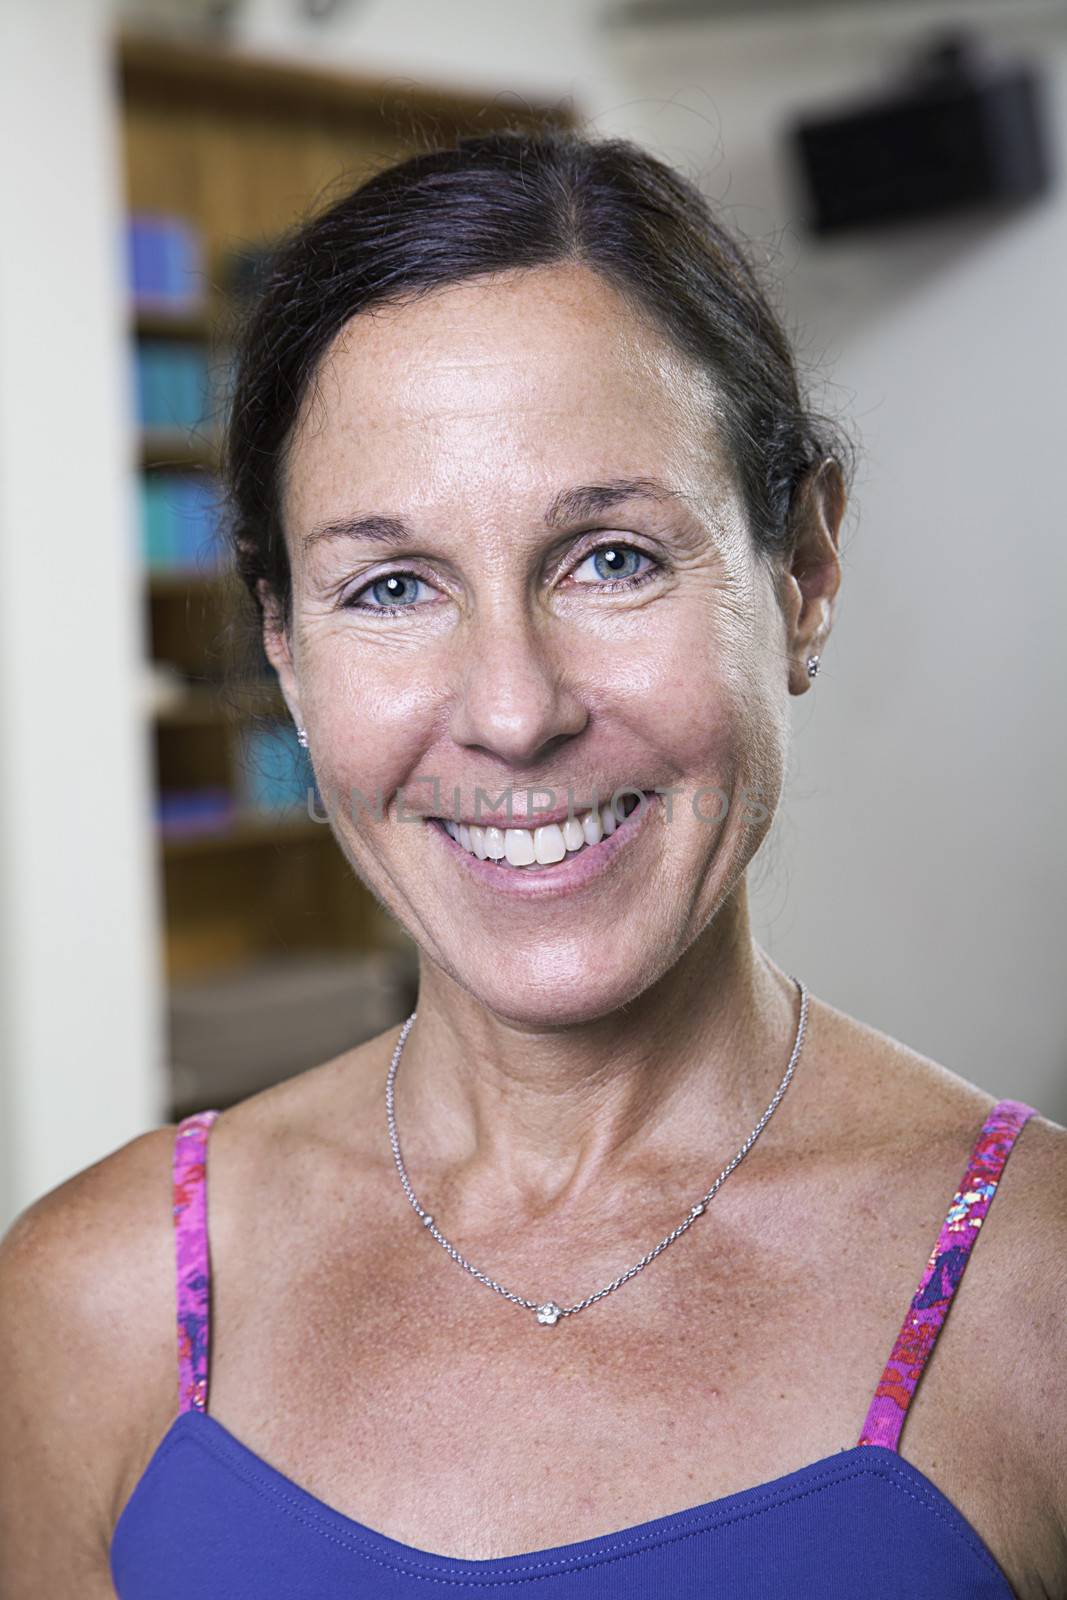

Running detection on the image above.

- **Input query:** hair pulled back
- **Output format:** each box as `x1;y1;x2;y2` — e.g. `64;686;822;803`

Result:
223;123;853;634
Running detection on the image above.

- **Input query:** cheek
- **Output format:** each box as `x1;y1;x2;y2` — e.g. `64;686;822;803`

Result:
301;642;443;805
625;621;788;822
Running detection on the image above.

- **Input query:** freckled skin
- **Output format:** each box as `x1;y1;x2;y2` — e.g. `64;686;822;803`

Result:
262;261;843;1185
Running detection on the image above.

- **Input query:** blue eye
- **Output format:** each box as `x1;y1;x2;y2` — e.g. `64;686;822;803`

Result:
571;544;658;588
345;572;430;612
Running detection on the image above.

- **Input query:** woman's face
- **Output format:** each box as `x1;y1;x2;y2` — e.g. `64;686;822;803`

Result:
271;263;827;1027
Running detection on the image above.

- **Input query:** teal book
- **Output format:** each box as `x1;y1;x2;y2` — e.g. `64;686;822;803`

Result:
141;478;171;569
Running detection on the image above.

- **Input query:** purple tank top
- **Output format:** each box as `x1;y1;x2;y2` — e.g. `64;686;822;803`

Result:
110;1098;1036;1598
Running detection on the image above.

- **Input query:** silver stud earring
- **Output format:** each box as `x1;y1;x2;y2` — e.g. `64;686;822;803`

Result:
806;654;821;679
296;727;309;748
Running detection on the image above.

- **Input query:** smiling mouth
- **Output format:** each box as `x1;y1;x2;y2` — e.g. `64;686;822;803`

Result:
430;793;646;871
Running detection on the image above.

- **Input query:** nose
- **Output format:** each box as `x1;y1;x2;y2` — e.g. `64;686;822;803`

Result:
448;604;588;767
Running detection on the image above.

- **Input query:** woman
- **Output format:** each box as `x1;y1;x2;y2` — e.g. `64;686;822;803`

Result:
1;127;1064;1600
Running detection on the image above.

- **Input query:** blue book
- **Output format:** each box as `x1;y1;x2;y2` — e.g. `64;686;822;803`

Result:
134;346;148;425
168;479;191;568
137;341;211;431
140;478;169;569
200;480;226;570
143;218;167;303
143;345;168;429
127;219;144;299
162;477;182;569
206;350;233;432
158;787;235;838
203;484;227;570
183;347;210;430
164;219;203;308
129;343;147;428
137;474;222;573
179;478;201;570
183;477;225;572
160;344;186;429
128;214;206;312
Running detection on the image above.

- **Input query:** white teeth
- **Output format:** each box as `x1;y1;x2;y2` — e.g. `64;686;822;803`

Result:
437;795;646;869
562;816;585;852
533;823;567;865
483;825;505;860
504;828;535;867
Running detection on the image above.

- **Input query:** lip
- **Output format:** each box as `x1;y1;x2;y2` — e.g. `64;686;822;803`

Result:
425;791;660;899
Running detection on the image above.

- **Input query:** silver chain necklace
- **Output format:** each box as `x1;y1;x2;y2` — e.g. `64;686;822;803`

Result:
386;975;809;1327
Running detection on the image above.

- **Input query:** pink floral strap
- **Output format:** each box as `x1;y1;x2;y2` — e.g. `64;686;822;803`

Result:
858;1097;1037;1450
173;1109;221;1416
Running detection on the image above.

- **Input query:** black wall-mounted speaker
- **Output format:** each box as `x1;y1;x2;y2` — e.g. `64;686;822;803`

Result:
786;33;1053;236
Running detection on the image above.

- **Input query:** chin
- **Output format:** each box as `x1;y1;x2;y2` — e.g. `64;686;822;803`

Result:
436;934;675;1031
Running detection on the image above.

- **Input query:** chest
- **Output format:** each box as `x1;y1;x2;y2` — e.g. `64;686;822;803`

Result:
199;1174;1051;1595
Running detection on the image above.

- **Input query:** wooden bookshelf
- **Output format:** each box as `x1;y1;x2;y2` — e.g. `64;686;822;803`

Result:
161;814;326;855
117;30;572;1107
117;29;573;294
140;432;219;470
133;310;213;342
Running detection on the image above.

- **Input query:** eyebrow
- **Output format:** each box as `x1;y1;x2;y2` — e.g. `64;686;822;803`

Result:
303;476;691;551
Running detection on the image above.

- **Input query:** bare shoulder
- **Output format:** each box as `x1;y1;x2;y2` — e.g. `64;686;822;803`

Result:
807;988;1056;1152
200;1024;397;1182
813;992;1067;1545
0;1124;180;1592
812;990;1066;1265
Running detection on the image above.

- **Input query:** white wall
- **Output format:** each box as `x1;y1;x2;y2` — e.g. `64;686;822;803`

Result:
0;0;165;1230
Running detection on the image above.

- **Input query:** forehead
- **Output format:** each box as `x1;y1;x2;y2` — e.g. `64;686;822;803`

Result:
282;262;733;531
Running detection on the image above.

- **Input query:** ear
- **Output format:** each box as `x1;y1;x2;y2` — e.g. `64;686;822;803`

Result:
256;579;304;732
781;459;846;696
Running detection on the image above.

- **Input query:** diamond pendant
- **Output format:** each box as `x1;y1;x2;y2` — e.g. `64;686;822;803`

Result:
536;1301;563;1326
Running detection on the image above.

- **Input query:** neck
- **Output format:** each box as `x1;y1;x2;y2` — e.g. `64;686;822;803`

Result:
393;882;808;1232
